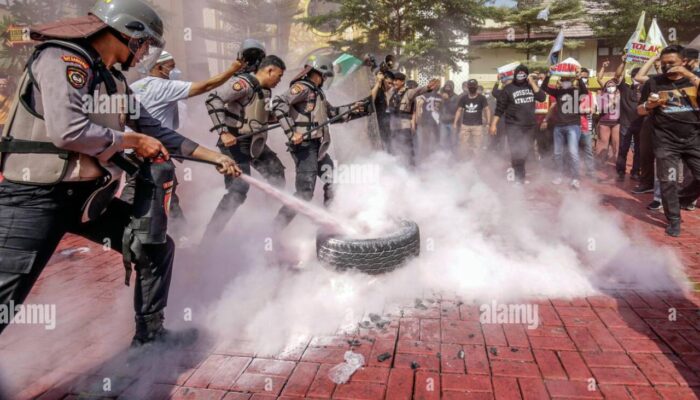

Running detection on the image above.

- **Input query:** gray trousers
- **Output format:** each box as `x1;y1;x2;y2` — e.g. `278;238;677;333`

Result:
0;180;174;335
274;139;334;228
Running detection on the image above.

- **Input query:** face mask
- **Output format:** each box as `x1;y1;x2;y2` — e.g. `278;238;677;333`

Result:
537;79;543;86
606;86;616;94
560;81;572;89
468;87;477;94
581;78;588;84
515;72;527;81
169;68;182;80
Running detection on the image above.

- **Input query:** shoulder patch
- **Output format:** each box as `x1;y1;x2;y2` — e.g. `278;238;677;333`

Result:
233;80;247;91
66;66;88;89
61;55;90;70
291;83;305;95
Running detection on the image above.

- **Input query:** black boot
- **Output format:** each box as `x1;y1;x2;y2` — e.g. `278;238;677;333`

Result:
131;311;198;349
665;219;681;237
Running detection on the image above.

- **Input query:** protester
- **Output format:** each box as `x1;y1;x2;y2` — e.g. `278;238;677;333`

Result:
371;70;395;152
439;81;460;152
415;83;444;160
454;79;491;159
632;55;661;194
541;67;588;189
614;57;644;182
578;68;597;178
595;76;622;167
637;45;700;236
490;65;546;184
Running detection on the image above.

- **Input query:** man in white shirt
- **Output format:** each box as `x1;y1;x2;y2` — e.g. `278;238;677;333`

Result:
126;51;245;240
131;51;244;130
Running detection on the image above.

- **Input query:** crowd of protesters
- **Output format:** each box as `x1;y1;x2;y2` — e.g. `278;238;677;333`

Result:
373;44;700;237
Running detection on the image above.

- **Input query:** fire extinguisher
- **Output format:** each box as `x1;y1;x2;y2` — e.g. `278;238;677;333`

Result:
122;155;176;286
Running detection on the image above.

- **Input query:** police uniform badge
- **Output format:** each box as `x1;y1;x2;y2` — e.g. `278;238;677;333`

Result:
291;83;304;96
67;66;88;89
233;81;245;91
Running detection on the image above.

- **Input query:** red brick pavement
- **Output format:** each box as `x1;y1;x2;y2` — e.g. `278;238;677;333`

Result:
0;175;699;400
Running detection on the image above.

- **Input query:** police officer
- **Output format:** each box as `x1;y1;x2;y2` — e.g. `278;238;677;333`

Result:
386;73;441;165
202;47;288;239
272;65;371;228
0;0;241;345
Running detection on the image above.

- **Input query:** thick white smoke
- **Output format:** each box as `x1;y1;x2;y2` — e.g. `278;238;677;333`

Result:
169;92;690;356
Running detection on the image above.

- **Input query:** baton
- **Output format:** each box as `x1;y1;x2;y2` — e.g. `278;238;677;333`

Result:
232;123;281;141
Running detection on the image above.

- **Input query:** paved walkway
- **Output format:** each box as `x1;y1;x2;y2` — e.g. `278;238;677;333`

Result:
0;174;699;400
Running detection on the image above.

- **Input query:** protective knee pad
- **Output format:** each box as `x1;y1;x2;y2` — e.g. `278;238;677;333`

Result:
295;174;316;201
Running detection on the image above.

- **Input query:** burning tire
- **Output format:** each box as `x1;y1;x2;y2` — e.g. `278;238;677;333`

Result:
316;220;420;274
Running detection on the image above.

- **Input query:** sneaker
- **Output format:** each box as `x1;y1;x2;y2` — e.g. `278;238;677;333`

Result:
631;185;654;194
646;200;662;211
665;219;681;237
552;177;563;185
681;201;697;211
570;179;581;190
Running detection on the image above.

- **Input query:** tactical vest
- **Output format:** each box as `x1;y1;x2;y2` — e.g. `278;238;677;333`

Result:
389;87;413;130
293;81;331;160
0;40;127;186
229;74;269;158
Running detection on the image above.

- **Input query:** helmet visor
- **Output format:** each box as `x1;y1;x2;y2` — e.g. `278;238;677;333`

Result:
132;37;165;73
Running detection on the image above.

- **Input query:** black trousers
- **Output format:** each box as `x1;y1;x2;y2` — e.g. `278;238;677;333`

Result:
204;140;285;239
275;139;334;228
617;122;642;176
639;117;655;188
0;179;174;334
653;133;700;222
389;128;415;166
506;124;536;182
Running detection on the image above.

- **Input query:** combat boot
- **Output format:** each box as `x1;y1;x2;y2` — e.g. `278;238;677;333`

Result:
131;311;198;349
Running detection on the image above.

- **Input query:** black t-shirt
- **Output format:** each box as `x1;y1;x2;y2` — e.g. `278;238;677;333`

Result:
639;75;700;141
458;94;488;125
495;82;546;126
618;81;642;128
541;76;588;127
441;94;460;124
418;91;443;127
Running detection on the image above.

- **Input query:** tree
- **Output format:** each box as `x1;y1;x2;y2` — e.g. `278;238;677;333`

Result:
486;0;584;64
301;0;495;73
590;0;700;47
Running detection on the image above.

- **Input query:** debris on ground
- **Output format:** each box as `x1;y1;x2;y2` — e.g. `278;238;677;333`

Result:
328;350;365;384
377;352;392;362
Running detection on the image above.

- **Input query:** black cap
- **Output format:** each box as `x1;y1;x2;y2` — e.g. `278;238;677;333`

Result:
467;79;478;87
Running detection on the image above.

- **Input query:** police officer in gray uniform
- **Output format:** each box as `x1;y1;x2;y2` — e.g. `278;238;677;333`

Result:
272;65;372;228
0;0;241;344
386;73;441;165
202;46;287;239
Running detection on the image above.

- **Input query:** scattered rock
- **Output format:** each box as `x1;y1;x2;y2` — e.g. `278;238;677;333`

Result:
510;347;519;353
347;339;361;347
414;299;428;310
410;361;420;369
377;352;392;362
468;333;475;339
369;313;382;322
457;350;465;359
489;347;498;356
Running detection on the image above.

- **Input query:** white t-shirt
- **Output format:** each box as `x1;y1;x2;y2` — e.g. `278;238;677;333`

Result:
130;76;192;130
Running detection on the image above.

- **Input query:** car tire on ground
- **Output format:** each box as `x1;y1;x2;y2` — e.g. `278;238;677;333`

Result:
316;220;420;274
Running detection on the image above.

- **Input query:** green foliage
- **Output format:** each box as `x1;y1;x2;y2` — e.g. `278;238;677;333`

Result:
489;0;583;62
589;0;700;46
301;0;496;72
